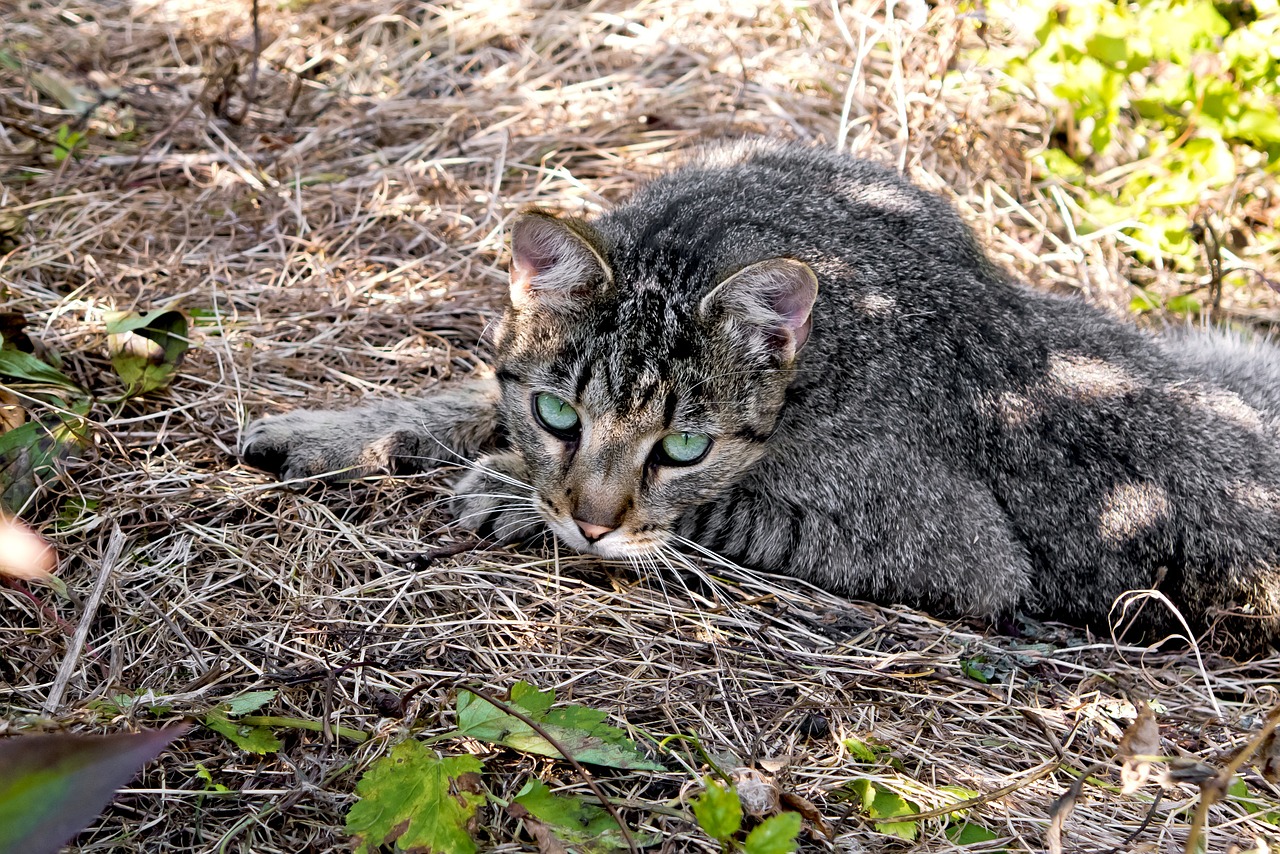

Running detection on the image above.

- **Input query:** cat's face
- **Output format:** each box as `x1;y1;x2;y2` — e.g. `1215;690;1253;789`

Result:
492;213;817;558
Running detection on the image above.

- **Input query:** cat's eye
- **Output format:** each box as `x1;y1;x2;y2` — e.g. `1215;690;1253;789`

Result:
656;431;712;466
533;392;580;437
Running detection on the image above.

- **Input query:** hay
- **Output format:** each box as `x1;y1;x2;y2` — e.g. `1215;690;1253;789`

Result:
2;0;1278;851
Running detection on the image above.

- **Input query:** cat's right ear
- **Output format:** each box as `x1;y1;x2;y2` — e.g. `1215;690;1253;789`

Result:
509;213;611;311
699;258;819;362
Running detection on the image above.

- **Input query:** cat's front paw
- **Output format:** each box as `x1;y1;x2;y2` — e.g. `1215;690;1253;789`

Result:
242;409;423;481
450;452;544;543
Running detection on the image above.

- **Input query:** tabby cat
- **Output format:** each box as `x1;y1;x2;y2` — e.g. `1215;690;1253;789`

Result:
243;140;1280;652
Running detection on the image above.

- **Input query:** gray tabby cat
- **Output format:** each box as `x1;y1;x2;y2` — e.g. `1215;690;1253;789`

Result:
243;140;1280;653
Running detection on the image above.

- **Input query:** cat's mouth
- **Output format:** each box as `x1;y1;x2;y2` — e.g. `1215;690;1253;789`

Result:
543;514;664;559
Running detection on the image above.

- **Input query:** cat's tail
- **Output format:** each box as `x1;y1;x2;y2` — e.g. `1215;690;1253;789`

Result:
1161;324;1280;419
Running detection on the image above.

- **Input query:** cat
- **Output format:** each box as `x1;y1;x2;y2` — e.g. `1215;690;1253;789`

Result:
242;139;1280;653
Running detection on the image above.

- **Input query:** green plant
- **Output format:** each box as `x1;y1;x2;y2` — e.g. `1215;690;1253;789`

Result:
981;0;1280;309
691;779;802;854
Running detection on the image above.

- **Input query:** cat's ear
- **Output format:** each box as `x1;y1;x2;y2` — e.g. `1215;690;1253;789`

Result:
699;259;819;360
509;212;611;310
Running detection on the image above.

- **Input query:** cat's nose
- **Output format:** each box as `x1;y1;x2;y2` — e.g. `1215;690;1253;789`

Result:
575;520;614;542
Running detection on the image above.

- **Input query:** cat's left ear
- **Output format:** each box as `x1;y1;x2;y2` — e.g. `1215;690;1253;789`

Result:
509;212;612;311
699;259;819;361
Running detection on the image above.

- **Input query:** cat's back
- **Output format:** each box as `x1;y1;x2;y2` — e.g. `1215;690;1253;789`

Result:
594;139;996;292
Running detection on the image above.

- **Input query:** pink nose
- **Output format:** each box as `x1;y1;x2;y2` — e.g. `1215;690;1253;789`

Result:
575;520;614;542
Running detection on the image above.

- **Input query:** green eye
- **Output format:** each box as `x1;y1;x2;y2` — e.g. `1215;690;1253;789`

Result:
534;392;580;435
658;431;712;465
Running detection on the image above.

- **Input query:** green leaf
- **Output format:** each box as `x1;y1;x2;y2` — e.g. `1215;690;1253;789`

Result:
0;408;90;515
0;727;187;854
1142;0;1229;62
204;715;282;754
456;683;663;771
1129;291;1159;314
345;742;484;854
203;691;282;754
510;680;554;716
1231;107;1280;146
104;309;189;396
1085;31;1129;69
513;779;626;850
221;690;277;716
692;778;742;843
52;126;85;163
195;762;231;794
1228;777;1280;825
843;736;885;764
744;811;802;854
962;658;995;683
947;821;1001;844
0;348;82;394
847;779;920;840
1036;148;1085;182
1165;294;1202;315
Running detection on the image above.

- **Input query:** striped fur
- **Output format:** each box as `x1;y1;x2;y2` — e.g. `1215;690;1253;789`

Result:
244;140;1280;653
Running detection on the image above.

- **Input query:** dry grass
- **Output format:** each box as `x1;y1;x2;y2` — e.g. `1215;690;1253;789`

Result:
2;0;1279;851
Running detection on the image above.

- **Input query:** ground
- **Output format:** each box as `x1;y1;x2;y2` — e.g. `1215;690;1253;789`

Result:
2;0;1280;852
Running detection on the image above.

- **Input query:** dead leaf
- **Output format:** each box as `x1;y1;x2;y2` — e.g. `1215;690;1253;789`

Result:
1117;702;1160;794
0;388;25;433
1045;773;1091;854
781;790;832;840
731;767;780;818
30;69;98;112
508;804;571;854
1157;757;1217;787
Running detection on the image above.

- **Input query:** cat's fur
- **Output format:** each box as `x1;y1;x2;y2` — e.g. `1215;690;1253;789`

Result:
243;140;1280;652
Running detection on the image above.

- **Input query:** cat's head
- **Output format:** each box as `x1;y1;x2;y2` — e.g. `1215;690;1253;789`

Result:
492;211;818;558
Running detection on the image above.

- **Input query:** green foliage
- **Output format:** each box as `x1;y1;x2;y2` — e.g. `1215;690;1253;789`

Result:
52;125;85;162
203;690;282;755
843;735;891;764
0;321;91;512
0;727;186;854
691;779;802;853
456;681;663;770
947;821;1002;844
742;812;802;854
847;778;920;840
1228;778;1280;825
693;778;743;843
512;779;629;852
345;742;484;854
0;347;81;394
962;657;996;684
195;762;231;794
989;0;1280;280
104;309;190;397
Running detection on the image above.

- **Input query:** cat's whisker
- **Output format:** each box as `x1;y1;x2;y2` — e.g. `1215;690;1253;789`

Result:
447;501;542;532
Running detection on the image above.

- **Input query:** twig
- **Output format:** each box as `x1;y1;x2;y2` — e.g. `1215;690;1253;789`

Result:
226;0;262;125
1046;763;1106;854
1184;704;1280;854
1105;789;1162;854
45;524;127;713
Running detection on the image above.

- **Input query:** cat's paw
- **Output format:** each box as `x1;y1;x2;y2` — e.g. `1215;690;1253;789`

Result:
242;409;424;481
450;452;543;543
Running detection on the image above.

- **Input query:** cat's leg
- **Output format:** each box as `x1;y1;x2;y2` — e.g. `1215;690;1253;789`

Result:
449;450;545;543
242;375;501;480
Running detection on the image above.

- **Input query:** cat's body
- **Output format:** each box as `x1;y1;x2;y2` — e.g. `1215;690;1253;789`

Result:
243;140;1280;652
